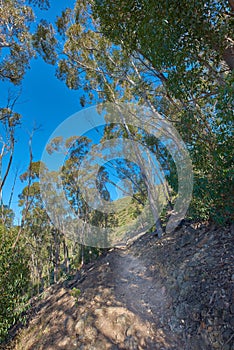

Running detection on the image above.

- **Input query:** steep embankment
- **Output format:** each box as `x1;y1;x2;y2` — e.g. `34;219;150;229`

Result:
3;223;234;350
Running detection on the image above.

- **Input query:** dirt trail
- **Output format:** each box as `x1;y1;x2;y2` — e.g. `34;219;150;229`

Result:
8;224;233;350
10;244;184;350
111;251;167;324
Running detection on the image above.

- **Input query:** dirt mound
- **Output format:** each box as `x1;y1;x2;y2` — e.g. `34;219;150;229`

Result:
3;223;234;350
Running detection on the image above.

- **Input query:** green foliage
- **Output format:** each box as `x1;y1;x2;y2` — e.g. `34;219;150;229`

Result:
0;225;30;341
0;0;54;85
32;19;58;65
0;205;14;228
70;287;81;305
29;0;50;10
70;287;81;298
21;0;231;226
94;0;234;71
86;0;234;223
0;0;35;84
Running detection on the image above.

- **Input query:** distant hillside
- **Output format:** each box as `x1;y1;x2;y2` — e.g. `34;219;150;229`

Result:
106;184;168;246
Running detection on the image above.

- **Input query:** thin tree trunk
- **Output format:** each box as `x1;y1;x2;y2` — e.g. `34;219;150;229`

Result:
228;0;234;11
118;110;164;237
52;229;60;283
63;238;70;274
81;244;84;267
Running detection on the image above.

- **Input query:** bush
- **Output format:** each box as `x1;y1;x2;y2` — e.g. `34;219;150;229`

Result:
0;225;30;341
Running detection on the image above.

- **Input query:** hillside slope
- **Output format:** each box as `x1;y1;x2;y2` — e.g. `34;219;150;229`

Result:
2;223;233;350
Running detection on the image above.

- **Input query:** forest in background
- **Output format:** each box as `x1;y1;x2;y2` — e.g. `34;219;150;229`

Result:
0;0;233;341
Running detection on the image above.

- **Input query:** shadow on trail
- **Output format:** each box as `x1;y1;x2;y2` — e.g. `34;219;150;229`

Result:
10;245;184;350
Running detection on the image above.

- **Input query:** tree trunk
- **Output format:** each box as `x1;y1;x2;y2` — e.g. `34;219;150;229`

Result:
81;244;84;266
63;238;70;274
118;111;164;237
53;229;60;283
223;45;234;71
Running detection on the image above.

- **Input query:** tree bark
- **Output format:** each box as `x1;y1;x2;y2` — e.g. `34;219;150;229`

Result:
228;0;234;12
223;45;234;71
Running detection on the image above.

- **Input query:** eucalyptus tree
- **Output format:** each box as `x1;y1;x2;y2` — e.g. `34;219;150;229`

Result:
45;135;105;265
51;0;233;223
19;158;82;284
18;161;54;288
54;1;177;234
93;0;234;219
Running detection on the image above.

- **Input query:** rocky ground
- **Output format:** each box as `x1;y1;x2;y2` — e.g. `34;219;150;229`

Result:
2;222;234;350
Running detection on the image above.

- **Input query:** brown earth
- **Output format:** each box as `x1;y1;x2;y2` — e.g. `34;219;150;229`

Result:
2;222;234;350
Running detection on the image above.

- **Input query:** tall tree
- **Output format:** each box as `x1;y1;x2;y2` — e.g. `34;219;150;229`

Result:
52;0;233;224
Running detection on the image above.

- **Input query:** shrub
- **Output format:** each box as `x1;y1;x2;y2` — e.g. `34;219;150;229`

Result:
0;225;30;341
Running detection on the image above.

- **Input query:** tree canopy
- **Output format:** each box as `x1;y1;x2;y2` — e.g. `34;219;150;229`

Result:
52;0;233;222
